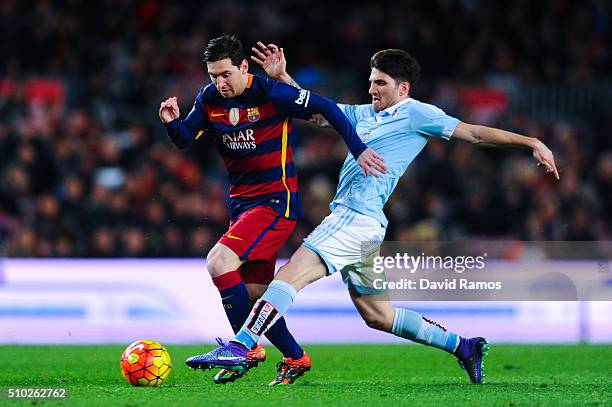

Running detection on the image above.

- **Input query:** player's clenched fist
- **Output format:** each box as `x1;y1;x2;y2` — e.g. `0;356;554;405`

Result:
159;96;180;123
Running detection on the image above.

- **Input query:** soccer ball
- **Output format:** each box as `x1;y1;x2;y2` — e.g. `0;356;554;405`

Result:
120;340;172;387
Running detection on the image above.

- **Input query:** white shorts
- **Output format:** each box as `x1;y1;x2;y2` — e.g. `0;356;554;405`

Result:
303;205;386;294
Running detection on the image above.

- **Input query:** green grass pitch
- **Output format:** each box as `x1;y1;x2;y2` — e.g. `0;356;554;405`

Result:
1;344;611;406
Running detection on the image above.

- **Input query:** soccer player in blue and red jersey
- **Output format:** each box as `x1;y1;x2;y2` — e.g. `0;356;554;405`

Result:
159;34;385;384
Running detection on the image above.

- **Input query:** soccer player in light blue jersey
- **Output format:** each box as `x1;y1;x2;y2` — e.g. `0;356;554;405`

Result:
187;43;560;385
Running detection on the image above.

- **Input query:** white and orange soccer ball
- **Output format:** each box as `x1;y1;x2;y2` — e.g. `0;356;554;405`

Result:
120;340;172;387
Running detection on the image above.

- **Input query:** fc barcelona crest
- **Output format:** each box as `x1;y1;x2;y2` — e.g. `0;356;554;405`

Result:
247;107;261;122
229;108;240;126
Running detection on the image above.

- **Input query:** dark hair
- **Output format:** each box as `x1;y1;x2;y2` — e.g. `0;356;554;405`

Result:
203;34;245;66
370;49;420;86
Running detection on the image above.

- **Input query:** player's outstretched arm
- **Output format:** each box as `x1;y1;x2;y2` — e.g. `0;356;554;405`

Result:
259;44;386;176
306;94;386;177
269;80;386;177
452;122;560;179
253;42;332;128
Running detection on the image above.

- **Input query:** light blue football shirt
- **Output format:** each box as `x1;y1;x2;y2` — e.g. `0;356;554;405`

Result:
332;98;460;227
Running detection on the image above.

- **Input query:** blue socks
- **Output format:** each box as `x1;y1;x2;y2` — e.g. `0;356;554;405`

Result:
236;280;297;349
213;272;302;359
264;316;303;360
392;308;460;354
213;271;250;333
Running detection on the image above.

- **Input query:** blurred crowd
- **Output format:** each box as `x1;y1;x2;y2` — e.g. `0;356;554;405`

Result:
0;0;610;257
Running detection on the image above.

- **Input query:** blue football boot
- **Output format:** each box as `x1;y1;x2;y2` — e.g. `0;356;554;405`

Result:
186;338;249;373
455;337;489;384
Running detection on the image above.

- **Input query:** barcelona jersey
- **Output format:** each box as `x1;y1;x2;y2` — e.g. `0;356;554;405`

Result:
164;74;367;221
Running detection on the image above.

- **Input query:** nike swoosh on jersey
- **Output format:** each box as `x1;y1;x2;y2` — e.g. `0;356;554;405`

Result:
225;234;243;240
211;112;225;117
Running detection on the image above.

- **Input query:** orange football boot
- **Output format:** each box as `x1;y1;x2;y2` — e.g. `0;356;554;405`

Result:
269;352;311;385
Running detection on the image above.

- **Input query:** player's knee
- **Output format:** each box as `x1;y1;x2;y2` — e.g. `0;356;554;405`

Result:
206;247;236;277
205;250;221;276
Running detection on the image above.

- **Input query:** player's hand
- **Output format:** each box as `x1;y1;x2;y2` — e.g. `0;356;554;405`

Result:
251;42;287;81
357;148;387;177
159;96;180;123
533;140;560;180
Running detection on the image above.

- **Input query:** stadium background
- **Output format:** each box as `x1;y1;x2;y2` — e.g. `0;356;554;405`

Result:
0;0;611;346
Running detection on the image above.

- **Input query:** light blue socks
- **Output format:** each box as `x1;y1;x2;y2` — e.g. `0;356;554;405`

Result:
392;308;460;353
235;280;297;348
